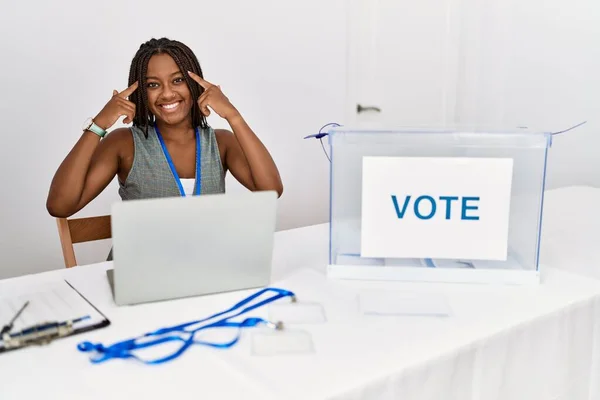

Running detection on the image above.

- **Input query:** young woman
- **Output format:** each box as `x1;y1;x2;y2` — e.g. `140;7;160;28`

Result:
46;37;283;219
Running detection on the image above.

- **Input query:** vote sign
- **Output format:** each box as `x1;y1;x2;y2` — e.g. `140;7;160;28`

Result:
360;156;514;261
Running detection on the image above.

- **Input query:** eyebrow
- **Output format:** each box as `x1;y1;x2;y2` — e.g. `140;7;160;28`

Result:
145;71;183;80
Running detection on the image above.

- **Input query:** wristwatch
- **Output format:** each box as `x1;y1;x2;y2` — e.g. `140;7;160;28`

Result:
82;117;107;138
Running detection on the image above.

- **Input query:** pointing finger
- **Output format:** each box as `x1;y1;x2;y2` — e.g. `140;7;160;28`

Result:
187;71;212;89
119;81;139;98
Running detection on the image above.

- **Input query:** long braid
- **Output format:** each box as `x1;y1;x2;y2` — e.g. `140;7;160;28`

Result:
138;50;154;136
127;38;209;138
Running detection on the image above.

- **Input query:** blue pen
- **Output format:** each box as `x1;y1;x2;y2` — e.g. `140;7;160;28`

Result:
0;301;30;337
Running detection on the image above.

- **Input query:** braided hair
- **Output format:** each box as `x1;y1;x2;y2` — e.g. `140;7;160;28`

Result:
128;38;208;137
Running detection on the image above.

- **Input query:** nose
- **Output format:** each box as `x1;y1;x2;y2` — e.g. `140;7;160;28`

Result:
160;83;176;100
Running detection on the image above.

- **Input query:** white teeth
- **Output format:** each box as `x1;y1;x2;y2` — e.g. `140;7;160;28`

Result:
162;102;179;110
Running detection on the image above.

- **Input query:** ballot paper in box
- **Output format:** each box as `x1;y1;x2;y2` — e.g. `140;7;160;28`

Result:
326;125;555;285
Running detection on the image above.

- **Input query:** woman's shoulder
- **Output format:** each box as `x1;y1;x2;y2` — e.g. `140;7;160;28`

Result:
103;127;133;144
106;126;132;137
212;127;234;142
209;128;232;166
99;127;134;157
212;128;236;148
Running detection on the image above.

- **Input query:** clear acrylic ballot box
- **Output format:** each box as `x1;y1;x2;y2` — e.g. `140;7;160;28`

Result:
327;126;553;285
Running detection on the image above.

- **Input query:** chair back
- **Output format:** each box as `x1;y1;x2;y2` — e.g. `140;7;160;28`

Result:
56;215;112;268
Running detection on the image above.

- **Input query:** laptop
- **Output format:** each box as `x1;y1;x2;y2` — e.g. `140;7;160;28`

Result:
107;191;278;306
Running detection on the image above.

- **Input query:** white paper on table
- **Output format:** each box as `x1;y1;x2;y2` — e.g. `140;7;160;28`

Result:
359;290;453;317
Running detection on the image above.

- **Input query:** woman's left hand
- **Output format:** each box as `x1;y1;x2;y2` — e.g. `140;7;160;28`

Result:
187;71;240;121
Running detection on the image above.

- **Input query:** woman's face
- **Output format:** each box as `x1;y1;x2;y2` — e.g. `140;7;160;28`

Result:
145;53;194;127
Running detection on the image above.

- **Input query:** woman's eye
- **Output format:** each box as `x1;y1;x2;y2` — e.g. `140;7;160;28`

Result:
147;82;159;88
174;77;184;84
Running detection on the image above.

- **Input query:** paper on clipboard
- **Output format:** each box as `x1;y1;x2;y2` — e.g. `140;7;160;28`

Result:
0;279;108;346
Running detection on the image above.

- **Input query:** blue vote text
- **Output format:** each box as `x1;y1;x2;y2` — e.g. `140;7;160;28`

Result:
391;195;480;220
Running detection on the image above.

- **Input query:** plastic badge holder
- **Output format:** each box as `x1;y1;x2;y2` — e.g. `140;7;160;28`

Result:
268;302;327;324
251;301;324;356
251;328;315;356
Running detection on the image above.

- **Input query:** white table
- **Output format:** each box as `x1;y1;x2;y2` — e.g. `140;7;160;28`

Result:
2;187;600;400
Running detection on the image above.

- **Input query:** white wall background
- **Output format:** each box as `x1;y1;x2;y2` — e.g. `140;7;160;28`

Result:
0;0;346;278
1;0;598;279
453;0;600;189
347;0;599;193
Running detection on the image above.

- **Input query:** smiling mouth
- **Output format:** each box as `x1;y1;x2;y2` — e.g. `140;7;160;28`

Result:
160;101;181;112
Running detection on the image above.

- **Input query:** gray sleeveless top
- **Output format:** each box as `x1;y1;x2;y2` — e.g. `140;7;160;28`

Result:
119;124;225;199
107;124;225;260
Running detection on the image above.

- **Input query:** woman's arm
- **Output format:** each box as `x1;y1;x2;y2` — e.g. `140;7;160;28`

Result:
46;83;138;217
216;116;283;197
188;71;283;197
46;130;131;218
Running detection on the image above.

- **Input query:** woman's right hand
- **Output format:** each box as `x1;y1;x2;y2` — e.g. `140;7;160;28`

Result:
93;81;139;130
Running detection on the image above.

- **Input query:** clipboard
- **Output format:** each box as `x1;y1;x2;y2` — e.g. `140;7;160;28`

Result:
0;279;110;354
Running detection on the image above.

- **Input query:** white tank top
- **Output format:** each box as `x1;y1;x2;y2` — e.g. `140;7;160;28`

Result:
180;178;195;196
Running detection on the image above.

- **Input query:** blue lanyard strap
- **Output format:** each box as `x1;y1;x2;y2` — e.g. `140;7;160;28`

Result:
155;124;202;196
77;287;295;365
